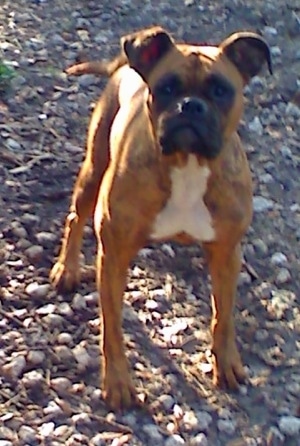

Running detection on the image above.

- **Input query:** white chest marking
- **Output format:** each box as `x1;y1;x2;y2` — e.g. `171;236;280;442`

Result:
151;155;215;242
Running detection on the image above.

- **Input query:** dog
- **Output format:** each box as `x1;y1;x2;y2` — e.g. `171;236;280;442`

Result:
50;26;272;409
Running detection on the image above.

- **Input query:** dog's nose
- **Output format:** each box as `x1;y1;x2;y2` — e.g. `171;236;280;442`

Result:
181;97;207;116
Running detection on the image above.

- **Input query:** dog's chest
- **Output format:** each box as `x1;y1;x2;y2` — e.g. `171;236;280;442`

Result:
151;155;215;242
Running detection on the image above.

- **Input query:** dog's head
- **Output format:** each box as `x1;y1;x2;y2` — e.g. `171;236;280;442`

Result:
122;26;272;160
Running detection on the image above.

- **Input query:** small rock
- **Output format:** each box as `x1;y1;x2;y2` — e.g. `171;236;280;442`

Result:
266;426;285;445
25;282;50;299
275;268;291;285
238;271;252;286
270;46;281;57
6;138;21;151
84;291;98;307
72;344;91;371
22;370;45;389
253;196;274;212
158;394;175;411
161;243;175;257
253;238;268;255
270;253;288;266
2;355;26;380
195;411;213;431
90;433;106;446
39;422;55;436
218;408;232;419
278;415;300;436
35;231;57;247
57;302;73;317
285;102;300;118
26;350;46;365
0;441;13;446
182;410;199;431
279;146;292;158
57;332;73;345
72;294;87;311
191;433;208;446
143;424;164;442
11;224;27;238
165;434;185;445
255;329;269;342
248;117;263;135
260;173;274;184
43;400;64;417
21;213;40;226
263;26;278;37
72;412;91;426
18;425;37;443
25;245;43;261
42;313;65;328
78;75;95;87
51;377;72;395
217;419;236;435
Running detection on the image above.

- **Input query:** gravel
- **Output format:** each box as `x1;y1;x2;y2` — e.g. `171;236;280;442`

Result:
1;0;299;445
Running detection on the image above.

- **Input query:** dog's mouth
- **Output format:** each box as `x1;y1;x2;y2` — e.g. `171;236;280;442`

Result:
158;116;222;159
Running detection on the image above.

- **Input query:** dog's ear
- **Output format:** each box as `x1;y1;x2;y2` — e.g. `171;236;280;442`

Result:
121;26;174;81
220;32;272;84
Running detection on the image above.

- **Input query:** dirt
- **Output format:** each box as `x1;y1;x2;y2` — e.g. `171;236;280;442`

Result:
0;0;300;445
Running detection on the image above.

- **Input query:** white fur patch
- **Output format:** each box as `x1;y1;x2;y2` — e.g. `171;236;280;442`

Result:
151;155;215;242
118;65;144;106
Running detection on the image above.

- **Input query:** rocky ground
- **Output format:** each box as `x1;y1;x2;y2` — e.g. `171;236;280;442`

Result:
0;0;300;445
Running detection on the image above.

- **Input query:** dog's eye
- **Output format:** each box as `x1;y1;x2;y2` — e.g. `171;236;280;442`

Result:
211;83;229;99
206;75;235;106
154;75;182;98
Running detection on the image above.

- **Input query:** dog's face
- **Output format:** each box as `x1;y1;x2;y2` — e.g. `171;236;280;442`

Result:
122;27;272;160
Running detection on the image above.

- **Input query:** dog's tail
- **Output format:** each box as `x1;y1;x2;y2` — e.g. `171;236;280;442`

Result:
65;54;127;78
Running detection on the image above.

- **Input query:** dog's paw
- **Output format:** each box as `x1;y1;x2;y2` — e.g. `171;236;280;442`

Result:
212;341;247;390
103;368;137;410
49;261;80;292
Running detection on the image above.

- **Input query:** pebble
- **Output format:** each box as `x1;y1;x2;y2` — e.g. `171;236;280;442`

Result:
27;350;46;365
248;117;263;135
57;332;73;345
270;252;288;266
72;293;87;311
25;282;50;299
278;415;300;436
11;224;28;238
2;355;26;380
270;46;281;57
253;196;274;212
72;344;91;370
165;434;185;445
35;231;57;247
22;370;45;389
6;138;22;151
252;238;268;255
0;442;13;446
217;419;236;435
43;400;64;417
275;268;291;285
21;213;41;226
25;245;44;261
39;422;55;436
285;102;300;118
182;410;199;431
263;26;278;37
195;411;213;431
42;313;65;328
18;425;38;443
279;145;292;158
191;433;208;446
84;291;99;307
267;426;285;445
51;377;72;395
90;433;106;446
143;424;164;442
158;394;175;411
78;75;95;87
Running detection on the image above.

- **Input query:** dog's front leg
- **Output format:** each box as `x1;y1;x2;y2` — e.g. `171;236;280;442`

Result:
96;219;142;410
203;241;247;390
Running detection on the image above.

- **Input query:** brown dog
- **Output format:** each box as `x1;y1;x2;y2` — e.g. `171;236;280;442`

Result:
50;26;272;409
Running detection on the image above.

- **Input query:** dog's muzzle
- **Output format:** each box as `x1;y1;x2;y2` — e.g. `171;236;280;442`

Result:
158;96;222;159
